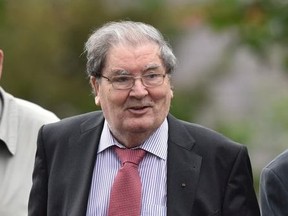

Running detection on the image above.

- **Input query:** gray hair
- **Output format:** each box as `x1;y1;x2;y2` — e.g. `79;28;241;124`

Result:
84;21;176;78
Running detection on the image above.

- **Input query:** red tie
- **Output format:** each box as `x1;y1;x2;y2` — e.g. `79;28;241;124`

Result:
108;146;146;216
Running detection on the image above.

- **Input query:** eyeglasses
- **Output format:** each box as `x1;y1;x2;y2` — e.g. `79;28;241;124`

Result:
101;73;167;90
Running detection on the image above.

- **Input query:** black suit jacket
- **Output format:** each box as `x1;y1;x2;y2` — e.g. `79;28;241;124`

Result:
28;111;260;216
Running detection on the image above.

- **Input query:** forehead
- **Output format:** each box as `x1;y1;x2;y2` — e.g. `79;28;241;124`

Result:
105;43;163;72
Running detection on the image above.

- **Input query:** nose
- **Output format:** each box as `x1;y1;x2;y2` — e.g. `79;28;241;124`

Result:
129;78;148;98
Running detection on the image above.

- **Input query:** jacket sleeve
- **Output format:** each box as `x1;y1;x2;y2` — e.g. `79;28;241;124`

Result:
223;146;260;216
28;125;48;216
260;166;288;216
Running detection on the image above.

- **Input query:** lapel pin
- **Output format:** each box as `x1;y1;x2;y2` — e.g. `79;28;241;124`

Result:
181;183;186;188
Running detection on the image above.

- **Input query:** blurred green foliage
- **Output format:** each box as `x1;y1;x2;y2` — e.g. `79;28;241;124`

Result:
204;0;288;70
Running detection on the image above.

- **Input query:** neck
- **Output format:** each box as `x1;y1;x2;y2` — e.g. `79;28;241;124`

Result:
112;130;153;148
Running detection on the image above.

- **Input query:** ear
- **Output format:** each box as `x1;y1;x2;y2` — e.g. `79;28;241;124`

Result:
170;88;174;98
0;50;3;80
90;76;101;106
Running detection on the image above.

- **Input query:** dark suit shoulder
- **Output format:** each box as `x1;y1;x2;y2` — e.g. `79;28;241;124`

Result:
44;111;103;130
264;149;288;174
49;111;102;126
168;114;243;151
37;111;104;165
39;111;104;142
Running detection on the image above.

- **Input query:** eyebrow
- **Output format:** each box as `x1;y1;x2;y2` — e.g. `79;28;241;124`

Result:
110;64;161;76
142;63;161;72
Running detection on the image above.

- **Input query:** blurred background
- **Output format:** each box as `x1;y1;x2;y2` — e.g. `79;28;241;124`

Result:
1;0;288;195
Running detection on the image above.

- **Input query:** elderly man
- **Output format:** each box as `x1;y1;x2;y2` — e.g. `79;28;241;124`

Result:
0;49;59;216
28;21;260;216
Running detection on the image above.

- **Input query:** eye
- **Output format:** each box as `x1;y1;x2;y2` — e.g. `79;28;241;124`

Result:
112;75;132;83
144;73;161;80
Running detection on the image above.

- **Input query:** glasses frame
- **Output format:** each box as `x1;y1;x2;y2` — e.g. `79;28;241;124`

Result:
101;73;167;90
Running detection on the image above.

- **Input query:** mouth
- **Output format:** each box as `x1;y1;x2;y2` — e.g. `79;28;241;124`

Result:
127;105;151;114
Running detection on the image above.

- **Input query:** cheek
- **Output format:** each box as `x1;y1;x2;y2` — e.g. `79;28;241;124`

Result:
157;83;173;99
99;89;128;109
152;89;173;110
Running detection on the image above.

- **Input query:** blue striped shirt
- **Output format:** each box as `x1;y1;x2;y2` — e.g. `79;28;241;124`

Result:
86;119;168;216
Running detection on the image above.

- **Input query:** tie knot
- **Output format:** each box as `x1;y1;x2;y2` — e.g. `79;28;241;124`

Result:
114;146;146;166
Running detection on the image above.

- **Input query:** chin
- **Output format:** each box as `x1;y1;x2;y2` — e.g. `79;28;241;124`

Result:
125;119;158;133
127;124;150;133
125;120;149;129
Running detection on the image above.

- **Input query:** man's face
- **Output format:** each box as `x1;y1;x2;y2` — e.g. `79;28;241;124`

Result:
90;43;173;141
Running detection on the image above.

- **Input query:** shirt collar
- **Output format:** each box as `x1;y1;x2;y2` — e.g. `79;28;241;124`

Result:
98;119;168;160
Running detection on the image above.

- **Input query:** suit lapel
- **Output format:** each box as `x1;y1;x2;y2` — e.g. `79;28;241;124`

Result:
167;115;202;216
66;113;105;216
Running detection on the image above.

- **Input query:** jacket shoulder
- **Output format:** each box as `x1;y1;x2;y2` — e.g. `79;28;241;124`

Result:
168;114;243;149
264;149;288;174
40;111;104;138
